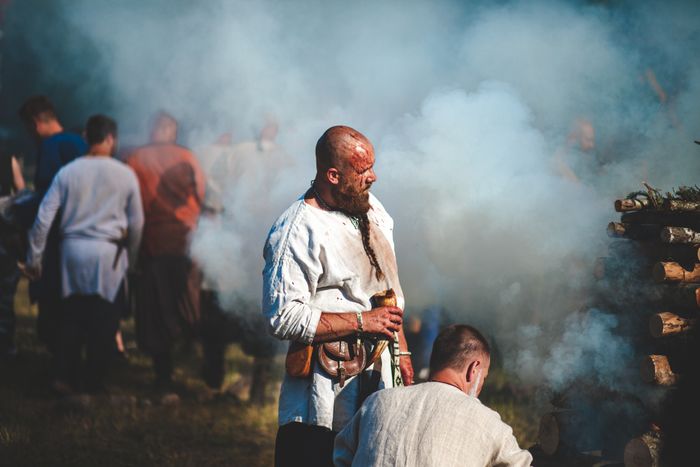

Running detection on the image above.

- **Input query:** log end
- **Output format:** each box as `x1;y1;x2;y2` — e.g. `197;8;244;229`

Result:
607;222;625;238
640;355;678;386
649;313;664;339
652;262;670;283
615;198;646;212
649;311;695;338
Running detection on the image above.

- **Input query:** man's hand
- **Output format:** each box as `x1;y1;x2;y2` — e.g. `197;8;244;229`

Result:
362;306;403;339
400;356;415;386
18;262;40;281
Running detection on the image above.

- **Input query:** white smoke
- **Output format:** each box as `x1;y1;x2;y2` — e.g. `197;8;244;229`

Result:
8;0;700;394
511;309;634;392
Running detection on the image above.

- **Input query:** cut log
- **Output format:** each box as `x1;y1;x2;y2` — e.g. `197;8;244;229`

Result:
652;262;700;283
660;226;700;245
538;411;600;456
640;355;679;386
615;198;650;212
607;222;662;240
607;222;627;237
621;211;700;229
649;312;696;338
663;199;700;212
624;431;662;467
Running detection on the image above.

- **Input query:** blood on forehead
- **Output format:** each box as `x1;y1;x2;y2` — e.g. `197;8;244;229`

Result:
336;134;374;173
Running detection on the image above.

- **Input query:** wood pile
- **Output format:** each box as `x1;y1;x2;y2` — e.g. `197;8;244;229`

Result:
535;186;700;467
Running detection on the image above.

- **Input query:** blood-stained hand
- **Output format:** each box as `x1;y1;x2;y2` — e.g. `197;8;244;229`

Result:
362;306;403;339
400;356;414;386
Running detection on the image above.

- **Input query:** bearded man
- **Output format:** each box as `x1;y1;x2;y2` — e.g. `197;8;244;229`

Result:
263;125;413;467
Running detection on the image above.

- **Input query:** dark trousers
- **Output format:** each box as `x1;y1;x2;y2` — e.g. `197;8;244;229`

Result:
0;245;19;355
57;295;119;392
37;296;63;356
33;228;63;355
199;290;279;404
275;422;336;467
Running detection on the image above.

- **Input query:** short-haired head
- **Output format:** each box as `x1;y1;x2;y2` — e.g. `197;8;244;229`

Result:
150;111;178;144
18;95;57;125
429;324;491;373
315;125;373;173
85;114;118;147
19;96;60;138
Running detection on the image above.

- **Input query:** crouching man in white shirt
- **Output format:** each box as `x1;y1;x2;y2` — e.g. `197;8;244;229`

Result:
334;324;533;467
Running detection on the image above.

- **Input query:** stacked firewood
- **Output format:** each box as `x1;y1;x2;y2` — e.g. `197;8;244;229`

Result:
536;185;700;467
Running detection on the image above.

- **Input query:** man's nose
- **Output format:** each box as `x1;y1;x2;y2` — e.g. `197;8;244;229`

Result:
367;168;377;184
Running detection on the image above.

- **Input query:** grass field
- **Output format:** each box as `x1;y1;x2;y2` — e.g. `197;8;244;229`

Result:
0;279;538;466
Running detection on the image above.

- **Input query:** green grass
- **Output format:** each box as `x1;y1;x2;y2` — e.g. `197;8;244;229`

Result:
0;279;278;467
479;368;540;449
0;279;537;466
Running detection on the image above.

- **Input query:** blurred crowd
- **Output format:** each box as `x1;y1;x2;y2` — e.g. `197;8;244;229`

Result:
0;96;295;403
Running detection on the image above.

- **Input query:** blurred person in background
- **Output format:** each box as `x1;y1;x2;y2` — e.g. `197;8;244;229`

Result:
18;95;87;357
24;115;143;393
552;117;597;185
126;112;205;394
0;151;25;359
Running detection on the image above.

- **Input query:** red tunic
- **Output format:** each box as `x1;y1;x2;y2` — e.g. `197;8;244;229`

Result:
126;143;205;257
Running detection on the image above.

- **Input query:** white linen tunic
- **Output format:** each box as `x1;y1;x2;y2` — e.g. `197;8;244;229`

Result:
334;382;534;467
263;193;404;432
28;156;144;302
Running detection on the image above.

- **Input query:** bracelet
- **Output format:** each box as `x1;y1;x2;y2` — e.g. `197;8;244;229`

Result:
356;311;364;334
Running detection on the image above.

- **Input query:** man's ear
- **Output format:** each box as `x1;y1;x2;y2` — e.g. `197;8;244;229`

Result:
326;167;340;185
465;360;481;383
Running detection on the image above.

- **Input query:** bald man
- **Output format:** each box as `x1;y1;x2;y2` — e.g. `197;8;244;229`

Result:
263;126;413;467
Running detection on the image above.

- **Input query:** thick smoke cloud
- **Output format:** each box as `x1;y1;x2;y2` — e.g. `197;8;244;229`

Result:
7;0;699;395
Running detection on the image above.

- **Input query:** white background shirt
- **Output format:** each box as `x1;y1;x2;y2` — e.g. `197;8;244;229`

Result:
263;193;404;431
334;382;533;467
28;156;143;302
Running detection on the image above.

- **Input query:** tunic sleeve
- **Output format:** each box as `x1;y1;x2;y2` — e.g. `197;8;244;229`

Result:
262;249;322;344
190;153;206;206
262;211;323;344
491;422;533;467
27;169;65;271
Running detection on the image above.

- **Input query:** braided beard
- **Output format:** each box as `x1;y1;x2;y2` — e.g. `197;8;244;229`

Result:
331;181;384;281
